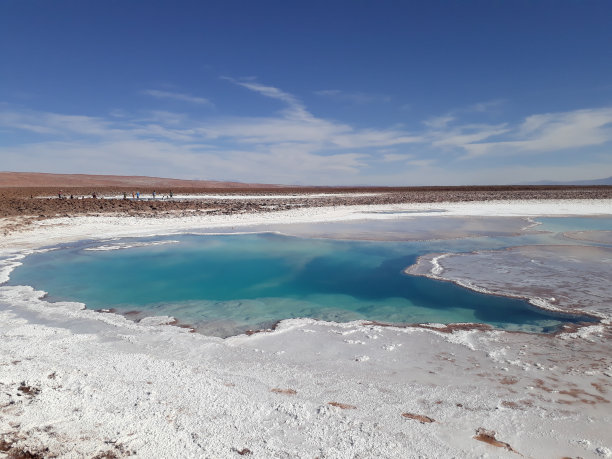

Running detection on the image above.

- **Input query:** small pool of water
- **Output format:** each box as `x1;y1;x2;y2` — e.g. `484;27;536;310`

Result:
6;231;594;337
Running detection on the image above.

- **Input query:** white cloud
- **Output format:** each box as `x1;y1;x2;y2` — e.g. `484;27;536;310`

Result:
210;78;420;149
423;100;504;129
2;80;612;185
460;108;612;158
142;89;213;106
0;111;119;137
349;160;612;186
382;153;411;162
423;115;455;129
431;124;509;149
229;80;300;107
466;99;505;113
331;130;421;149
0;139;368;185
222;77;312;121
0;79;422;184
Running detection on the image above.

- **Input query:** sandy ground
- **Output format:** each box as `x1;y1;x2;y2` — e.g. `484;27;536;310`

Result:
1;198;612;458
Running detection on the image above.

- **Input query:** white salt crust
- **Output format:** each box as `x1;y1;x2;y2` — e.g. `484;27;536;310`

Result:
1;199;611;458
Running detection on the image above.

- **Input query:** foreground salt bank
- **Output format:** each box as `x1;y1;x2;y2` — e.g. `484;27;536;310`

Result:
1;199;611;458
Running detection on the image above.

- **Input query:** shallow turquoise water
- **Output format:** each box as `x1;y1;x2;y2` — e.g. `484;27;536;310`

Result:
6;221;597;337
536;216;612;233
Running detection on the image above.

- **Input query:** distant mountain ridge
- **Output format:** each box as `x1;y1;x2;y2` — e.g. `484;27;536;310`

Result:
0;172;283;188
526;176;612;186
2;171;612;188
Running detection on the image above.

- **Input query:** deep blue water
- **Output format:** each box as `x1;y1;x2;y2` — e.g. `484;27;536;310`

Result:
6;224;596;337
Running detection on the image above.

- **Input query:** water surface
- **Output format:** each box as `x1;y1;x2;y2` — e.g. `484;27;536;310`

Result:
7;223;595;337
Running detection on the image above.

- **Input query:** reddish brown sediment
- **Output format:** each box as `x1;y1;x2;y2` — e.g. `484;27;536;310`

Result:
473;428;519;454
557;388;609;405
244;329;265;336
167;319;197;333
243;321;282;336
328;402;357;410
0;434;46;459
84;299;579;339
401;413;435;423
270;388;297;395
17;384;40;397
95;310;602;340
591;382;608;394
501;401;520;409
362;320;495;334
94;308;197;332
531;379;610;405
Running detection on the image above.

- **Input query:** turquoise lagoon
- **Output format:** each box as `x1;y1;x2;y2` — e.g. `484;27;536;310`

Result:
6;216;604;337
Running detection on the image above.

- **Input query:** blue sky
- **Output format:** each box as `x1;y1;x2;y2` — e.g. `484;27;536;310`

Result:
1;1;611;185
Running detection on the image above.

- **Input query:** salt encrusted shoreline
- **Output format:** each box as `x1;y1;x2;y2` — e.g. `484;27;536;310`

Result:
1;199;612;458
406;244;612;321
3;198;612;251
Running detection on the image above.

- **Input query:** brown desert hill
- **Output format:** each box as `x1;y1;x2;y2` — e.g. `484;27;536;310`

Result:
0;172;283;189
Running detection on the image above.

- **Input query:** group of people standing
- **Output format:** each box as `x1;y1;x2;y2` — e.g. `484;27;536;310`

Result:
57;190;78;199
122;190;174;200
57;190;175;200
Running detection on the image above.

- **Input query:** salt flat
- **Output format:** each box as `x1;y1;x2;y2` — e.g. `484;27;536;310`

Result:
2;198;612;250
1;199;611;458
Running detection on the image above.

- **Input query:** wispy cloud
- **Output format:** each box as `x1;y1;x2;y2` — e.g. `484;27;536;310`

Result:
0;80;422;184
382;153;411;162
423;99;504;129
214;78;420;148
142;89;214;106
459;108;612;158
1;81;611;185
222;77;312;121
466;99;505;113
423;114;455;129
0;110;118;136
314;89;391;104
431;123;510;149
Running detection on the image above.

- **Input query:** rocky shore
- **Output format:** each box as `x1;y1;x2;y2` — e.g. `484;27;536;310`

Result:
2;185;611;221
